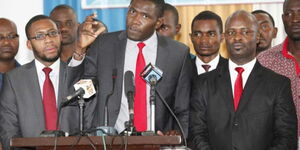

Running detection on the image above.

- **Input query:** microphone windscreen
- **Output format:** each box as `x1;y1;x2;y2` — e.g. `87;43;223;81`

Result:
124;71;135;95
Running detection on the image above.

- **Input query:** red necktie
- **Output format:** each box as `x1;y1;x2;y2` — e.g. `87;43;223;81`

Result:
202;64;211;72
233;67;244;111
42;67;58;130
134;42;147;131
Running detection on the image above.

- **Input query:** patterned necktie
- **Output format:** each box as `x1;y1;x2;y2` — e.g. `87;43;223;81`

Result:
42;67;58;130
134;42;147;131
233;67;244;111
202;64;211;72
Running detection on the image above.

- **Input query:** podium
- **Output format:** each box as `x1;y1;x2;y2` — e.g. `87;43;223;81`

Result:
11;136;182;150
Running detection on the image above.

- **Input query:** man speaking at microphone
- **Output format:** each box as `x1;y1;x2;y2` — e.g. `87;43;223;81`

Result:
0;15;104;150
69;0;195;137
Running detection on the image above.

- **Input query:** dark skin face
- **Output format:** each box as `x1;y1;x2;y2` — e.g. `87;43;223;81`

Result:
254;13;277;54
126;0;162;41
50;8;79;45
27;19;62;67
157;10;181;39
0;19;19;62
225;12;259;65
190;19;223;63
282;0;300;41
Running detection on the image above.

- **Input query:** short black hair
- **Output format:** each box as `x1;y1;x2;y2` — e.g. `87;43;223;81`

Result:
50;4;77;16
25;15;54;39
163;3;179;24
251;10;275;27
191;10;223;33
130;0;165;18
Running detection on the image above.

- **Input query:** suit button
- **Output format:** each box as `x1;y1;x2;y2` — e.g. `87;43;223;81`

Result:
234;123;238;126
233;147;238;150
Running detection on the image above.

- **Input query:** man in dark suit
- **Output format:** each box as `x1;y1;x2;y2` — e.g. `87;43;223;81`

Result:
70;0;194;137
190;11;227;75
188;10;297;150
0;15;97;150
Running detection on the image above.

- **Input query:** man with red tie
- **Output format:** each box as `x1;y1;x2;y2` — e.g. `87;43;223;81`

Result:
190;11;227;75
69;0;195;137
0;15;102;150
189;10;297;150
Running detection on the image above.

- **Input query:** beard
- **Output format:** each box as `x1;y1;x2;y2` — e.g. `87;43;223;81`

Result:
32;46;61;63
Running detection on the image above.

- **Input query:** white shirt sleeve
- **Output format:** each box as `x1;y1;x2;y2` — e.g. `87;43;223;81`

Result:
68;56;85;67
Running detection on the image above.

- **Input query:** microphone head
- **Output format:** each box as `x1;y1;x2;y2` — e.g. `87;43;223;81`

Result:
124;71;135;95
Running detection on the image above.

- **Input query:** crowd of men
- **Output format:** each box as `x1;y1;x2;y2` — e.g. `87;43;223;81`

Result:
0;0;299;149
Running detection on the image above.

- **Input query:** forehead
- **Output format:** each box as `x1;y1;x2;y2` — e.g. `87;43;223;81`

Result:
0;20;17;34
226;15;255;30
29;19;58;33
254;13;272;24
192;19;219;31
130;0;157;16
163;11;176;24
284;0;300;11
50;8;76;21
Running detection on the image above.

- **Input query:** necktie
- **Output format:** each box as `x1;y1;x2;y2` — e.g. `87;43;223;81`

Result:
42;67;58;130
233;67;244;111
134;42;147;131
202;64;211;72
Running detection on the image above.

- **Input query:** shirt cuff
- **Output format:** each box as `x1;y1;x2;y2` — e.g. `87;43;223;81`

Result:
68;56;85;67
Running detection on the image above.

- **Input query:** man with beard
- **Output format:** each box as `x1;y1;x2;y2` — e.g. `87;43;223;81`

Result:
0;15;102;150
0;18;21;91
251;10;277;55
69;0;194;138
189;10;297;150
190;11;227;75
257;0;300;136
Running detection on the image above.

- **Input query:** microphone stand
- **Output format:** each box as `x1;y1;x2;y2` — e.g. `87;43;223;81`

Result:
78;93;85;135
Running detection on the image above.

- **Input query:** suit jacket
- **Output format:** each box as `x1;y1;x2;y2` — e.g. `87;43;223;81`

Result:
0;60;82;150
71;30;195;137
192;55;227;75
188;60;297;150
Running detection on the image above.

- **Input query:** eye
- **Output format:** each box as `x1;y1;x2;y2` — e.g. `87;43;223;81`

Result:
142;14;149;19
7;34;19;40
48;30;59;37
129;9;136;14
35;33;45;40
192;32;202;37
226;31;235;36
208;32;216;37
284;12;293;17
66;21;74;27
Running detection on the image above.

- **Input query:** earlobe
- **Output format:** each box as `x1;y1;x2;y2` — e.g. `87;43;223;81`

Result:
155;18;163;29
176;24;181;33
273;27;278;38
26;40;33;51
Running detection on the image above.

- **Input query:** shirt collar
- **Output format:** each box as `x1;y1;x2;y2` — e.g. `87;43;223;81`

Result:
196;54;220;66
127;31;158;53
281;37;300;75
229;58;257;74
35;58;60;76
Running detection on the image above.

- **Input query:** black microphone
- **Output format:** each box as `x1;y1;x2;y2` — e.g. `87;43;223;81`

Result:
124;71;135;121
95;69;118;136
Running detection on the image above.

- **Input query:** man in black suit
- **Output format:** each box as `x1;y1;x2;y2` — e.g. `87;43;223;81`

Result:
69;0;194;137
188;10;297;150
190;11;226;74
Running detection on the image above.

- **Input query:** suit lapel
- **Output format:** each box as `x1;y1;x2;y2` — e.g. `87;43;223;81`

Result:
217;62;235;113
155;35;169;90
57;61;66;107
236;61;263;112
25;60;45;130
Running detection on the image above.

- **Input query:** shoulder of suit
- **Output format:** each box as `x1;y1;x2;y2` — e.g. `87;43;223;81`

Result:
5;60;34;77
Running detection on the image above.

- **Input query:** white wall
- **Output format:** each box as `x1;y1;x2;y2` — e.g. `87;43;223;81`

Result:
0;0;43;64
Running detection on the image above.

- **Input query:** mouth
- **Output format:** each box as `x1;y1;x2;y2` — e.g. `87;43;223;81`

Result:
232;43;244;50
0;47;13;53
128;26;140;34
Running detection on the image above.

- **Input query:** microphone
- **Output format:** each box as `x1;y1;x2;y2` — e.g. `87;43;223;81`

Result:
124;71;135;133
141;63;163;134
96;69;118;136
61;79;97;107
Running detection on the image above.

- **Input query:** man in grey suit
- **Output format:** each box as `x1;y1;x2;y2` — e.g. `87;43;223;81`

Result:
189;10;297;150
70;0;195;137
0;15;99;150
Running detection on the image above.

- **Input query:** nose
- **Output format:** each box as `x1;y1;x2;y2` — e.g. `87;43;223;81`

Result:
292;12;300;23
233;32;243;41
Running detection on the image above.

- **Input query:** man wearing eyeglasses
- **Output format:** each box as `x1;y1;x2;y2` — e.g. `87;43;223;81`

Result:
190;11;227;75
0;18;21;91
189;10;297;150
0;15;104;150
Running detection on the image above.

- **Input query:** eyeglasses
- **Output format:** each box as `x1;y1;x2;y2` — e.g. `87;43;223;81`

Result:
0;34;19;41
29;30;60;40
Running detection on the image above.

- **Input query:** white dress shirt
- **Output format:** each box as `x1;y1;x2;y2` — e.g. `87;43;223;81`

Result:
195;54;220;75
115;32;158;133
228;58;256;95
35;59;60;106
